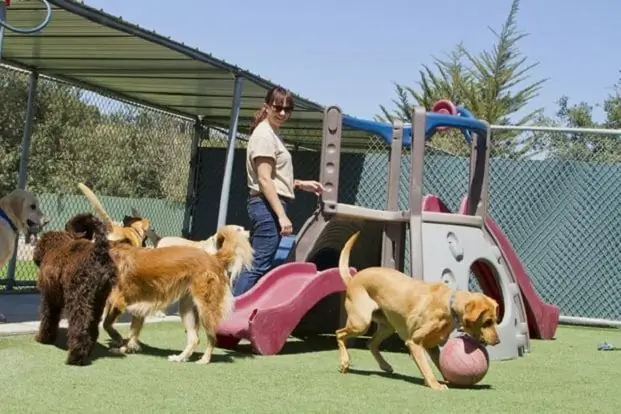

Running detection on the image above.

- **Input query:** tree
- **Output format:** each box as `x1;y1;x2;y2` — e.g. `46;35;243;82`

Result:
534;71;621;163
376;0;547;158
0;68;192;202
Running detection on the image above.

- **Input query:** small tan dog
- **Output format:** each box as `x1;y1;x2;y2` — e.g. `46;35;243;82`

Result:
102;224;254;364
0;189;48;268
336;231;500;391
76;183;150;247
156;225;252;287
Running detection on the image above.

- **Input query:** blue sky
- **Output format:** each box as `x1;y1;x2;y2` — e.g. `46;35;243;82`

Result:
84;0;620;123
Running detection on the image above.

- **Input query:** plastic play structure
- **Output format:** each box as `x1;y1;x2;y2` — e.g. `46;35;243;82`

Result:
216;100;560;361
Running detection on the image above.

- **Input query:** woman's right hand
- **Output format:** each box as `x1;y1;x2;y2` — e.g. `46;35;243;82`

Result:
278;215;293;236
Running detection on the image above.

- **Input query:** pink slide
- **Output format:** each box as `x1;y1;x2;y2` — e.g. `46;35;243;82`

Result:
478;214;560;339
455;196;559;339
422;195;559;340
216;262;351;355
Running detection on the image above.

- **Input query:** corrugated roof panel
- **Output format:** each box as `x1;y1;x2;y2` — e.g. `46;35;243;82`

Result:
1;0;377;147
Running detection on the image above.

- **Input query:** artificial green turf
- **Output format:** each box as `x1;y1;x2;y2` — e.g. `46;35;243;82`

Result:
0;323;618;413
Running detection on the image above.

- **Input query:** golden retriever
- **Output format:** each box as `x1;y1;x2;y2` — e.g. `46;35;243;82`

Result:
336;231;500;391
102;224;254;364
0;189;48;268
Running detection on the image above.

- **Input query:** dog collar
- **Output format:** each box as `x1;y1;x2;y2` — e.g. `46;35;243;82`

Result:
0;208;18;234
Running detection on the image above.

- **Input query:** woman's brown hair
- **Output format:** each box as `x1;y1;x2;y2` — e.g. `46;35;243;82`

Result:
249;86;295;133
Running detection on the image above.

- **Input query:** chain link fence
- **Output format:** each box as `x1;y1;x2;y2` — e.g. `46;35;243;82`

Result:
1;64;195;289
2;58;620;324
342;125;621;323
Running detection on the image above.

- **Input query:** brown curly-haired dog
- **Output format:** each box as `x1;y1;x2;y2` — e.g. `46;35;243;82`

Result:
33;213;117;366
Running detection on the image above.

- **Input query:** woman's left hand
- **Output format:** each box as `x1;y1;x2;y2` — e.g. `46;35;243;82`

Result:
296;180;324;195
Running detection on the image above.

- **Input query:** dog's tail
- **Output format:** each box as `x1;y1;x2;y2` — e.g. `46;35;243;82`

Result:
214;225;254;287
338;231;360;286
77;183;114;229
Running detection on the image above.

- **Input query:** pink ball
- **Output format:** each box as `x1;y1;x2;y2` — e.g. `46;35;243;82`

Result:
439;335;490;386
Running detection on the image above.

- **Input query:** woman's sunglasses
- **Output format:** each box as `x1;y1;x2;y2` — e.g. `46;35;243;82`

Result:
271;104;293;114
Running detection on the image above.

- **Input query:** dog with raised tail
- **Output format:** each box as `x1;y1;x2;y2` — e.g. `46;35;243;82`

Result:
155;224;252;288
76;183;150;247
102;224;254;364
335;231;500;391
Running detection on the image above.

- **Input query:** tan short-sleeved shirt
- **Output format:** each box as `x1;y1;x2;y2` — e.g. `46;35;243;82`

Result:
246;119;295;200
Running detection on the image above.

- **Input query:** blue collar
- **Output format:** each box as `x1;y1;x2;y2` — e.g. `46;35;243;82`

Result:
0;208;18;233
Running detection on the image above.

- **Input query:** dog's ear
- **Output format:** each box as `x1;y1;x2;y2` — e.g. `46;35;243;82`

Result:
463;298;489;326
140;218;150;230
9;193;24;216
216;230;228;249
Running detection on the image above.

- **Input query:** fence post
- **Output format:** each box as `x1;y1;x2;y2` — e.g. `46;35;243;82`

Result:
181;118;202;238
6;70;39;290
0;1;6;61
216;75;244;228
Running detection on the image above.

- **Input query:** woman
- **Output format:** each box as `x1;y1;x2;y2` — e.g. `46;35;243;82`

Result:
232;86;324;297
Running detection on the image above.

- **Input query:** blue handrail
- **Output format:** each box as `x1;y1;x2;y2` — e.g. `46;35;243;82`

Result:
341;106;486;147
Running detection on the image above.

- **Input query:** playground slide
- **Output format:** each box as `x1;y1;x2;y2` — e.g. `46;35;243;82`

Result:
455;196;560;340
216;262;350;355
479;216;560;339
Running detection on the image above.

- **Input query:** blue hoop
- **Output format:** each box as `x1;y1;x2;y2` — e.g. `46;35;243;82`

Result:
0;0;52;34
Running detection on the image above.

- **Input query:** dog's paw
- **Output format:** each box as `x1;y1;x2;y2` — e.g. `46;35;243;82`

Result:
168;354;189;363
428;382;448;391
338;364;350;374
66;353;91;366
195;358;211;365
119;342;142;354
107;338;124;349
378;362;394;373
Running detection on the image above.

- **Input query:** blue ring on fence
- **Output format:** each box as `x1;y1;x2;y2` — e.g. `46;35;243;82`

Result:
0;0;52;34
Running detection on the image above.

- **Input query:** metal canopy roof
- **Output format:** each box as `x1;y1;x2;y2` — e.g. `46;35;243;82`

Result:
1;0;375;149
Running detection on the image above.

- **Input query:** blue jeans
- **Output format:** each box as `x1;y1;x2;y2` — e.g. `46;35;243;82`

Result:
232;195;290;296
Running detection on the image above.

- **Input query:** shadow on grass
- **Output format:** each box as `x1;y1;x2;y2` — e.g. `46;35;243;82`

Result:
229;333;408;356
48;328;254;364
48;327;126;364
231;334;492;390
130;342;255;363
346;368;493;390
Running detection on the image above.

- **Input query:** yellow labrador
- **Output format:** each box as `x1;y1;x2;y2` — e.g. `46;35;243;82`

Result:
0;189;48;268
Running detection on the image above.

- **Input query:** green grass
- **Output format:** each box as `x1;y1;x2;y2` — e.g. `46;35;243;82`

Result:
0;323;619;413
